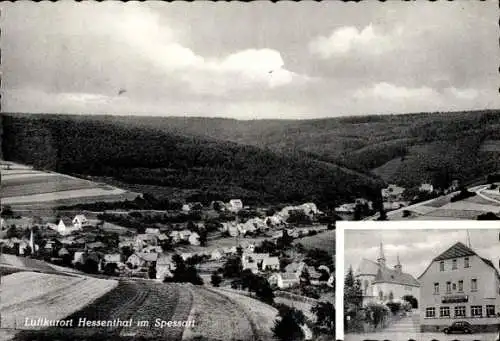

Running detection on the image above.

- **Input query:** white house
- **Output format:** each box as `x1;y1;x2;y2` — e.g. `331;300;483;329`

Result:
179;230;192;241
127;252;158;268
227;199;243;212
145;228;160;235
72;215;88;229
262;257;280;271
182;204;191;212
419;183;434;193
104;253;121;263
211;248;224;261
242;255;259;274
156;253;175;280
188;232;200;246
335;203;356;214
180;252;193;261
285;261;306;276
268;272;300;289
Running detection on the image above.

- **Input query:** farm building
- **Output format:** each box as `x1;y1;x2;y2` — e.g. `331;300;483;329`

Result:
127;252;158;268
156;253;174;280
268;272;300;289
227;199;243;212
242;256;259;274
72;215;88;229
262;257;280;271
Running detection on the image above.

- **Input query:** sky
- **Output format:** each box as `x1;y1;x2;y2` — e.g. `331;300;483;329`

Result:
2;1;499;119
344;227;500;279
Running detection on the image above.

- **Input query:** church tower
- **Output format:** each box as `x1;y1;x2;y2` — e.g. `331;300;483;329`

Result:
377;242;386;267
394;253;402;274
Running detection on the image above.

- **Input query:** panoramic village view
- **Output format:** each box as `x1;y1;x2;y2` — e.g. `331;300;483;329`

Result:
343;227;500;341
2;1;500;341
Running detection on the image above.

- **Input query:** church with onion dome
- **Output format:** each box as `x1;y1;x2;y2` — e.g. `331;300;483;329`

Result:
355;242;421;306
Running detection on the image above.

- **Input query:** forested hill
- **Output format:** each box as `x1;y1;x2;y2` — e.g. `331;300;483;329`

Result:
50;110;500;189
1;114;384;207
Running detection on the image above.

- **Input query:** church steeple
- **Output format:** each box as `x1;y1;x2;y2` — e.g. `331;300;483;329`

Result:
394;253;402;274
377;242;386;267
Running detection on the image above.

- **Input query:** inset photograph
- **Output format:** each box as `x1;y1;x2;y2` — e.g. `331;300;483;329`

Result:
337;221;500;341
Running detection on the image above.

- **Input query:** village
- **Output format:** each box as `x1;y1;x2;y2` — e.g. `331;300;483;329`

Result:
0;199;335;302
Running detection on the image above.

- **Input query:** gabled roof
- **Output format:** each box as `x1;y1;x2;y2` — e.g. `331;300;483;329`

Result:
419;241;500;280
356;258;379;276
280;272;300;281
263;257;280;266
373;266;420;287
433;242;476;261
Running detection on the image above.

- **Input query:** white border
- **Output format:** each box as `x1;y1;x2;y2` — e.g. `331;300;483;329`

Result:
335;220;500;339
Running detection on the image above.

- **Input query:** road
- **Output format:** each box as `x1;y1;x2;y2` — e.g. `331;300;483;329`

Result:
344;331;498;341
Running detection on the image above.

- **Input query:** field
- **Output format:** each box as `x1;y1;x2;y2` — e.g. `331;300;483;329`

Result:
293;230;335;256
370;185;500;220
1;271;118;329
211;287;279;341
182;286;255;341
1;163;139;209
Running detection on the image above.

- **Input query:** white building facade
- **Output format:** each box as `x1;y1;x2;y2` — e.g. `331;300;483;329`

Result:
418;242;500;332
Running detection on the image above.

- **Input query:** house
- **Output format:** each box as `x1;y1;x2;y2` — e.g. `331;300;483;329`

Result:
169;231;181;243
58;247;70;257
381;184;406;202
211;248;224;261
73;251;85;264
180;252;193;261
285;261;306;275
134;234;157;249
145;228;160;235
87;241;106;250
262;257;280;271
188;232;200;246
268;272;300;289
1;218;7;230
127;252;158;268
142;245;163;253
157;233;169;241
227;199;243;212
103;253;121;263
156;253;175;280
179;230;192;241
72;215;88;229
246;243;255;253
50;217;79;235
223;246;238;256
242;255;259;274
182;204;191;212
355;243;420;306
418;241;500;332
335;203;356;214
419;183;434;193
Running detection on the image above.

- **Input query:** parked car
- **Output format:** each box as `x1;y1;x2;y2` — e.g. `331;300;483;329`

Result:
443;321;473;334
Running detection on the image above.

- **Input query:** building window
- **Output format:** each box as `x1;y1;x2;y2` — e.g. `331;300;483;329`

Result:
440;306;450;318
486;305;496;317
440;261;444;271
452;259;457;270
446;281;451;293
471;306;482;317
464;257;470;268
426;307;436;318
452;283;456;291
434;282;439;294
454;306;466;318
458;280;463;292
471;278;478;291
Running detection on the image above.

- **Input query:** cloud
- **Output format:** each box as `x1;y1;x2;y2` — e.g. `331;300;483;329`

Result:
354;82;439;101
309;24;400;59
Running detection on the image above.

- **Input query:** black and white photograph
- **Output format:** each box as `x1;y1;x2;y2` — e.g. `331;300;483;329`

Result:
338;221;500;341
0;1;499;341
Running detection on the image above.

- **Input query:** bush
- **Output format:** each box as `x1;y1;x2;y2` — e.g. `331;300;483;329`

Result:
450;188;476;202
385;302;401;315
